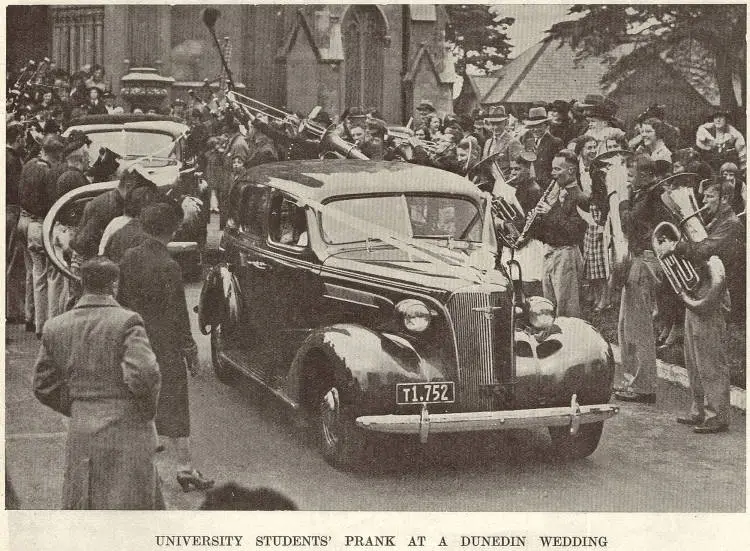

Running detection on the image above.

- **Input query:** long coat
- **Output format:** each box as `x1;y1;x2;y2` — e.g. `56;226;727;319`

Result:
33;294;163;509
118;238;196;438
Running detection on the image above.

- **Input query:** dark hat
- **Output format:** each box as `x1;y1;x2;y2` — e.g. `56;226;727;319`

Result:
366;117;387;137
484;105;509;122
578;94;607;108
42;119;61;135
312;110;332;127
63;130;92;156
346;106;366;119
524;106;550;126
586;102;616;121
416;99;436;112
548;100;570;114
641;103;666;121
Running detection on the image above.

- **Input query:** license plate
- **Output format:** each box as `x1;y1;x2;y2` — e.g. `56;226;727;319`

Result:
396;382;455;405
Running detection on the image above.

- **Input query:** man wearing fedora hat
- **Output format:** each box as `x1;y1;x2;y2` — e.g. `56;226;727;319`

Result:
522;106;563;186
696;110;746;173
481;105;523;172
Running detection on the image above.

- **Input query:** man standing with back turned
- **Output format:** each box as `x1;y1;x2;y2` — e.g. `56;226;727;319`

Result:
33;258;163;509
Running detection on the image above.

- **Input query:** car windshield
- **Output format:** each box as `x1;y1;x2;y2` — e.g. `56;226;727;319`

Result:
321;194;484;245
85;130;177;160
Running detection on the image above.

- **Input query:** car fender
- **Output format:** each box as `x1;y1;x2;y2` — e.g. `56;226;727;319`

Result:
284;324;450;409
515;316;614;407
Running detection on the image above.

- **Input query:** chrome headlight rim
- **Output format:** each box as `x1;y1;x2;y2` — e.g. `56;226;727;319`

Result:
395;298;433;333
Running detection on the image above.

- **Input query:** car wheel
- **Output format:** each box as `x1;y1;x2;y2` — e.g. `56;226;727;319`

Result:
318;386;365;470
548;421;603;460
210;325;236;384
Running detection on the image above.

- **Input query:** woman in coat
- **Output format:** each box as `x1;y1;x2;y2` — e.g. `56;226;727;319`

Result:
118;202;214;492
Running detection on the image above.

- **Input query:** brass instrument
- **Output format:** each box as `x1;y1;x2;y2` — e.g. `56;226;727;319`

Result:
489;174;524;248
8;57;51;115
589;149;633;283
200;8;366;160
513;177;559;248
652;184;725;312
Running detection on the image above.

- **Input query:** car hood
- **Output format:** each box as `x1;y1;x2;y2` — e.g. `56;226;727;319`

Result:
322;247;508;294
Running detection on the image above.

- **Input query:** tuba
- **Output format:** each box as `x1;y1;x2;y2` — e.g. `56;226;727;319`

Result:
652;180;725;313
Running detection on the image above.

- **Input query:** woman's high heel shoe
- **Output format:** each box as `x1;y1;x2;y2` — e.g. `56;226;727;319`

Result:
176;470;215;492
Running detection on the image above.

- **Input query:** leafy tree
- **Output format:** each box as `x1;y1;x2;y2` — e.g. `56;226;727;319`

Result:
444;5;515;77
547;5;746;116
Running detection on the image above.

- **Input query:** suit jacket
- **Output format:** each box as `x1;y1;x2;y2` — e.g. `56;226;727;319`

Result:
532;132;564;186
72;188;124;258
104;219;149;263
482;132;523;164
675;203;742;268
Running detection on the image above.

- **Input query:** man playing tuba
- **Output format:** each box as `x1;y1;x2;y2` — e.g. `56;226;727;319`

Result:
656;179;742;433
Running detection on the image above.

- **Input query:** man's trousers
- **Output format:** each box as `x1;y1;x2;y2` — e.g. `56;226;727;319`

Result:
542;244;583;318
684;304;730;425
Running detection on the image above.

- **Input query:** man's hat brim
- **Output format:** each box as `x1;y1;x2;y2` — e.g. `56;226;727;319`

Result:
524;117;550;126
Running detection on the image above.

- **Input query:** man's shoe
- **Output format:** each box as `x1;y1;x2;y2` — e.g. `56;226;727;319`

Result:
676;413;704;426
693;418;729;434
614;390;656;404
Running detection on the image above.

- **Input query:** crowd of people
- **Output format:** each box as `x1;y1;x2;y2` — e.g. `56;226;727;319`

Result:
6;56;748;509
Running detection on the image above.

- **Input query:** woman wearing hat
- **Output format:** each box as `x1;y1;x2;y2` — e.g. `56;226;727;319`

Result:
696;110;746;172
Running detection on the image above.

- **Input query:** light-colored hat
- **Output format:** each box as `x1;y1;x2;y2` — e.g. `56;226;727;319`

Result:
484;105;509;122
524;106;550;126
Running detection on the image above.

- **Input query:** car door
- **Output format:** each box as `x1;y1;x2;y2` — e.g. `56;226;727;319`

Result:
262;191;326;386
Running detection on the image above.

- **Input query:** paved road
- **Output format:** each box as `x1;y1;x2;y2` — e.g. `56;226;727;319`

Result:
5;280;745;512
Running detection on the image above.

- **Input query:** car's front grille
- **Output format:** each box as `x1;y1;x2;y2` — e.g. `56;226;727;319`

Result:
446;288;505;411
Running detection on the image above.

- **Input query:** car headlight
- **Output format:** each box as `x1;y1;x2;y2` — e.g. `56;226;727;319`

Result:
527;296;555;330
396;299;432;333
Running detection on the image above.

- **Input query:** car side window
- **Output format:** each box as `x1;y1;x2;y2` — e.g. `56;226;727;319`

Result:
269;194;308;248
239;184;270;238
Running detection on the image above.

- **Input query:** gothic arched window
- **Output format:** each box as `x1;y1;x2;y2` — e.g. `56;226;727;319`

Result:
342;6;386;111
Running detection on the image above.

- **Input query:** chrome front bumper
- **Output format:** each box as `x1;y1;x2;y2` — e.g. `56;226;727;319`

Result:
356;395;619;443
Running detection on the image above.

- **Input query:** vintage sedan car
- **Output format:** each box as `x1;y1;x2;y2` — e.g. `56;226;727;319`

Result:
198;160;618;469
45;114;210;279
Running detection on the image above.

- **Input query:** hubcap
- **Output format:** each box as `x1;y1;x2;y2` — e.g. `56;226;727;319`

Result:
320;387;340;448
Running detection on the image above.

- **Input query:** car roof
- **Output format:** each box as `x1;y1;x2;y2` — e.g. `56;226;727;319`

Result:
239;160;485;203
64;115;188;138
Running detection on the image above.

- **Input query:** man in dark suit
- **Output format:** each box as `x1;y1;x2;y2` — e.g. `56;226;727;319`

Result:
6;123;27;324
33;257;163;509
522;106;564;187
118;203;213;491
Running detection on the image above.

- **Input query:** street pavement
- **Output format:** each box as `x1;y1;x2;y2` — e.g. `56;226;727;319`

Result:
4;217;746;511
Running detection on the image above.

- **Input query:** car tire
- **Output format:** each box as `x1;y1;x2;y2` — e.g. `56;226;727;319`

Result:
548;421;603;460
318;386;366;470
210;325;236;384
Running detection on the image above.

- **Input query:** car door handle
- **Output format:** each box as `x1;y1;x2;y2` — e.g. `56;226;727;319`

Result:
248;260;271;271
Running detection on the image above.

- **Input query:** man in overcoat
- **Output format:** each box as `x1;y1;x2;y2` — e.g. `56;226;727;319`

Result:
33;257;163;509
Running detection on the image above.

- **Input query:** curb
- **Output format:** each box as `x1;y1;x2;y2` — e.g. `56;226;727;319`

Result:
611;344;746;412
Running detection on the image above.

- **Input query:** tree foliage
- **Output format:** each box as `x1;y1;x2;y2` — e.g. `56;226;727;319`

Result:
546;5;746;113
444;5;515;76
